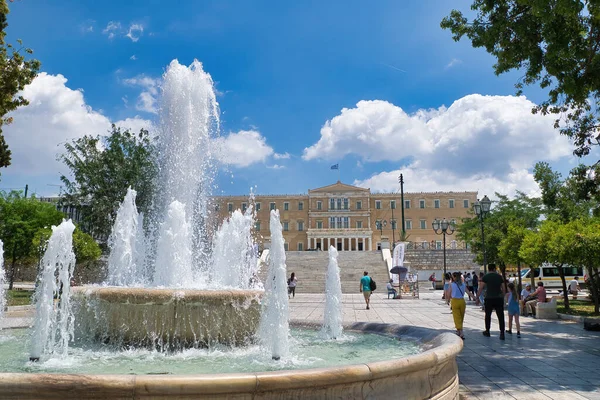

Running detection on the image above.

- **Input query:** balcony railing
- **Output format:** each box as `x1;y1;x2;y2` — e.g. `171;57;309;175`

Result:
405;241;469;250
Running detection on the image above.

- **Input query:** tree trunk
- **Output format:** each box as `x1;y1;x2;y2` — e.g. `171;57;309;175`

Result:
557;263;569;310
500;263;508;292
517;262;522;296
588;267;600;314
530;265;536;289
8;243;17;291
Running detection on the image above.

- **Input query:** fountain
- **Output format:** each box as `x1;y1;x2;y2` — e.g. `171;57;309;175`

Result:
322;245;343;340
0;59;462;399
0;239;5;325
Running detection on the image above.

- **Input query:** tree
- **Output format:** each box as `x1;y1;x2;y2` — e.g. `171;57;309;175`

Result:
32;227;101;265
498;222;527;292
0;191;63;289
0;0;41;170
441;1;600;188
573;219;600;313
59;125;156;241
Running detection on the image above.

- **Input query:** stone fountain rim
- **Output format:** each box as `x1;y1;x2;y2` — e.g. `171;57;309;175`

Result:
0;322;462;399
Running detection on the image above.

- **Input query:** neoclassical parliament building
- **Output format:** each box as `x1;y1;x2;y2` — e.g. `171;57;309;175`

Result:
216;182;477;252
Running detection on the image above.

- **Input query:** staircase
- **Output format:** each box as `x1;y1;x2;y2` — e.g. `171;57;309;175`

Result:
257;251;390;294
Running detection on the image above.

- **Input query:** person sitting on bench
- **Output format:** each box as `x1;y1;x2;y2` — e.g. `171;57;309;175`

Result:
525;281;546;316
387;280;398;299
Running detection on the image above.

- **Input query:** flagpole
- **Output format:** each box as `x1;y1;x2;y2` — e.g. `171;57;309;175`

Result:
338;164;340;182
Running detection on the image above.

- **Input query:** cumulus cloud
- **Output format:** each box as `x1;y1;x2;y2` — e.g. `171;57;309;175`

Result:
123;75;159;114
3;73;150;178
215;130;274;167
102;21;121;39
126;24;144;42
305;94;573;199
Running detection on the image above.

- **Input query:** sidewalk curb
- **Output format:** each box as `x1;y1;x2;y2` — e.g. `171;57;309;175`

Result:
557;313;584;322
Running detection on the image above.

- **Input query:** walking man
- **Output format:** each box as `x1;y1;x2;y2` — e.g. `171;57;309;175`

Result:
360;271;372;310
476;264;506;340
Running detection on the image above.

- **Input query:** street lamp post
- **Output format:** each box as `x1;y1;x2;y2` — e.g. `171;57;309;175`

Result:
378;219;387;238
432;218;456;278
473;195;492;274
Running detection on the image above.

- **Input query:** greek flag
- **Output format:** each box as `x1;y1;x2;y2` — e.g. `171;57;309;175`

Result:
330;164;339;170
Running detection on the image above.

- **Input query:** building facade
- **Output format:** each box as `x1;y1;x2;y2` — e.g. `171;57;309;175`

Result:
215;181;478;252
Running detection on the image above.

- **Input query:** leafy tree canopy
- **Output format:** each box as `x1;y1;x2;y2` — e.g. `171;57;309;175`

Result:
59;125;156;241
441;1;600;188
32;227;101;265
0;0;41;170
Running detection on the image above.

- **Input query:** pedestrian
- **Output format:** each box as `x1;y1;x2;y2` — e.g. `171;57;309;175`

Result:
505;282;521;338
569;276;581;300
446;272;466;340
476;264;506;340
472;271;479;298
287;272;297;299
466;273;474;301
442;272;451;300
478;272;485;310
429;272;436;290
359;271;372;310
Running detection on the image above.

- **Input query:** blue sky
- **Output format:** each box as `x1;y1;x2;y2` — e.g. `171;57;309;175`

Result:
2;0;588;198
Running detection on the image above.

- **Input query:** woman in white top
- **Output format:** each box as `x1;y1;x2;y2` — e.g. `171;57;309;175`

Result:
287;272;297;299
445;272;466;340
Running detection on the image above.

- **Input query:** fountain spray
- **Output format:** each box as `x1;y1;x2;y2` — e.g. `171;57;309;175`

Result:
30;220;76;361
323;246;343;339
0;239;5;325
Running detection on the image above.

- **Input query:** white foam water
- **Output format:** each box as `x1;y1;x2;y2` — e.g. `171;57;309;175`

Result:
322;246;343;339
258;210;289;360
30;220;76;361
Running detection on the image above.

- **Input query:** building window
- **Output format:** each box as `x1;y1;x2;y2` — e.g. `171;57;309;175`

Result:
270;202;276;211
337;198;342;210
405;220;412;230
329;217;335;228
255;202;261;211
420;220;426;229
255;221;261;231
298;221;304;231
298;202;304;210
419;199;425;209
283;222;289;231
434;199;440;209
436;241;442;250
337;217;343;229
376;220;382;230
330;198;335;210
356;221;362;229
284;243;289;251
298;242;303;251
284;202;289;211
343;217;349;229
356;201;362;210
390;200;396;209
317;220;323;229
391;219;397;230
463;199;469;208
317;201;322;210
242;202;247;212
375;200;382;209
344;198;349;210
228;203;233;212
404;200;410;209
449;199;455;209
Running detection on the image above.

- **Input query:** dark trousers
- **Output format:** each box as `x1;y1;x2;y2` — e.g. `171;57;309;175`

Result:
484;297;505;333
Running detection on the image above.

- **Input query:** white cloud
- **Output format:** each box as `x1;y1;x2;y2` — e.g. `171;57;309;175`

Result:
267;164;285;170
3;73;150;178
102;21;121;39
126;24;144;42
306;94;573;199
130;55;137;61
215;130;274;167
445;58;462;69
123;75;160;114
273;152;290;159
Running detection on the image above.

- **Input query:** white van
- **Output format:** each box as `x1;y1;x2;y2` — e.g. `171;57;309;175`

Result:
514;264;585;289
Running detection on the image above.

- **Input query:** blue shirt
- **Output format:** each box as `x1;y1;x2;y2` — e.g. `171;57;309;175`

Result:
361;276;371;291
451;282;466;299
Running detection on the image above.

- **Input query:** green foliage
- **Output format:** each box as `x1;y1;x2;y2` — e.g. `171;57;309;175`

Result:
0;191;64;289
59;125;156;241
6;289;33;306
441;1;600;195
0;0;41;170
32;227;101;265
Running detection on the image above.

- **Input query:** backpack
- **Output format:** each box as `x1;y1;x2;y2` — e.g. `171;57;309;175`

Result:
369;277;377;291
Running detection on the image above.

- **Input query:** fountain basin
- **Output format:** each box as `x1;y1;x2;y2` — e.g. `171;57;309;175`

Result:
0;322;462;399
72;287;263;349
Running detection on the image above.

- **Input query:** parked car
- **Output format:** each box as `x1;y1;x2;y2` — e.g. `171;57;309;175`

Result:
511;264;585;289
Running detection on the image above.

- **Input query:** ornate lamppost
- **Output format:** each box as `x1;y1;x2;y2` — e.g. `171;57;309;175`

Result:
432;218;456;277
473;195;492;274
378;219;387;238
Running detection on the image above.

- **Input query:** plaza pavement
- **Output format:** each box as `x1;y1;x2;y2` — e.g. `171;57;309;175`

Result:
2;287;599;399
289;287;600;400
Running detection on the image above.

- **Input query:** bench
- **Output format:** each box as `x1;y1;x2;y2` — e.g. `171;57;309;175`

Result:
536;297;558;319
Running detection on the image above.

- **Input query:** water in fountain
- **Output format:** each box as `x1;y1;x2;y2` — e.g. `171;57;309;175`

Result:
107;187;146;286
151;59;220;285
212;205;259;289
153;201;193;287
322;246;343;340
258;210;289;360
30;220;76;361
0;239;5;325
